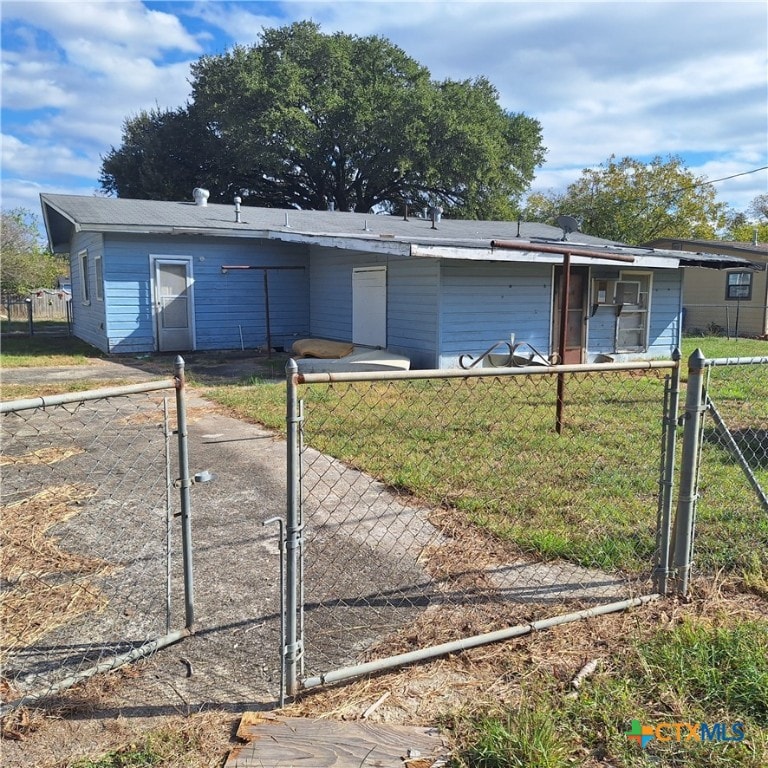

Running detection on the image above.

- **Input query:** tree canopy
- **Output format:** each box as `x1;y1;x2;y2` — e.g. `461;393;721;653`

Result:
723;194;768;243
522;154;728;244
1;209;65;296
100;21;546;218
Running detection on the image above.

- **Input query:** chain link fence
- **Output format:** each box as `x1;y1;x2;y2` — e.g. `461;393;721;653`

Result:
683;303;767;339
285;361;678;694
0;372;193;713
695;355;768;577
4;349;763;712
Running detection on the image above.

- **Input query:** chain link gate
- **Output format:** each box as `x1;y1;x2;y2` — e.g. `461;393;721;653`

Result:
671;351;768;595
0;359;195;714
277;358;681;700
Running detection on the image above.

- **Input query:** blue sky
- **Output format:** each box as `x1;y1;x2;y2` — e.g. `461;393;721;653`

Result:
2;0;767;226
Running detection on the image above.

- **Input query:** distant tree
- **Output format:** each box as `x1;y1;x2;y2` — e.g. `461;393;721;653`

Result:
724;194;768;243
0;209;65;295
522;155;727;244
101;21;546;217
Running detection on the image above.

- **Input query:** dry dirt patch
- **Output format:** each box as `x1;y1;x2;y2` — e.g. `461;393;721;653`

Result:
1;484;111;670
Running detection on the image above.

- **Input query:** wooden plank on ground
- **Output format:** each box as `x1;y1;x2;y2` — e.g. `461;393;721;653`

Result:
226;713;449;768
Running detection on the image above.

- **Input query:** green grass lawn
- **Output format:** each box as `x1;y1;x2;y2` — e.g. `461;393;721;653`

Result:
207;348;767;580
681;335;768;360
0;332;105;367
450;615;767;768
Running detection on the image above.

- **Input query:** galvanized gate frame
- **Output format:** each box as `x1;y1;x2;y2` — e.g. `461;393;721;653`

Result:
0;357;196;715
280;356;687;702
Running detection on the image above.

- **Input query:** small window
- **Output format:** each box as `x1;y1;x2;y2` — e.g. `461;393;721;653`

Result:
79;249;90;304
94;255;104;301
726;271;752;301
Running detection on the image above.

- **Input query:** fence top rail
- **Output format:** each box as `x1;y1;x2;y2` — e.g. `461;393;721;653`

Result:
294;358;678;385
705;356;768;368
0;378;177;413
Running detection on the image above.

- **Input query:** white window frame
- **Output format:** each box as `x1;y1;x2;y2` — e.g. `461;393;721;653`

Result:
94;254;104;302
78;249;90;305
615;271;652;352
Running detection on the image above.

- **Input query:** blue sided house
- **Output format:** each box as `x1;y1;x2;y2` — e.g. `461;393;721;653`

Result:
40;192;752;369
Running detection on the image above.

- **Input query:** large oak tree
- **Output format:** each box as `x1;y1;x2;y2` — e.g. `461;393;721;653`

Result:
101;22;545;218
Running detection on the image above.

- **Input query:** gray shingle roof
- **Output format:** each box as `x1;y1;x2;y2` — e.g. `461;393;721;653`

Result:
41;194;754;269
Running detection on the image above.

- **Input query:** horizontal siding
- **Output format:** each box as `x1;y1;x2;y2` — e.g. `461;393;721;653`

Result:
102;239;154;352
387;258;439;368
70;232;109;353
647;270;682;356
308;248;439;368
103;235;309;353
309;247;363;342
439;262;551;368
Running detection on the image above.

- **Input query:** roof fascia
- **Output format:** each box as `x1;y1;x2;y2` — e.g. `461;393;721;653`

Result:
267;230;412;256
39;195;80;252
411;244;679;269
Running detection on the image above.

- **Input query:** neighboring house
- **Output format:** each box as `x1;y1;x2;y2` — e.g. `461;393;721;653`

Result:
645;238;768;339
41;193;753;369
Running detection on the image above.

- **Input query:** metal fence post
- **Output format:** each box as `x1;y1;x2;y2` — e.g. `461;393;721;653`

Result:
285;358;302;698
654;348;682;594
671;348;706;596
174;355;195;629
25;297;34;336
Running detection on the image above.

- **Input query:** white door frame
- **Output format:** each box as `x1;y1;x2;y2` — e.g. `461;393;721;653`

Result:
150;255;196;352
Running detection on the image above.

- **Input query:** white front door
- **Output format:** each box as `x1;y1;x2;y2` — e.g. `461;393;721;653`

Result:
352;266;387;347
153;258;195;352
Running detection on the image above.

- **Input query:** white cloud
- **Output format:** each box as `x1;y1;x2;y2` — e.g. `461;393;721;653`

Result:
0;54;74;109
184;1;288;45
1;2;199;203
2;1;202;58
2;133;99;179
1;0;765;217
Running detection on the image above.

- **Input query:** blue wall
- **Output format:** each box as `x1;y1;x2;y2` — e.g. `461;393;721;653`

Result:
308;246;439;368
69;230;683;365
438;261;552;368
438;261;682;368
96;235;309;353
70;231;109;352
588;267;682;360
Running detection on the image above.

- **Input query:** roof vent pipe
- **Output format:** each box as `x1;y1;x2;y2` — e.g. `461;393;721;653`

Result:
328;201;335;212
193;188;209;206
234;196;242;223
